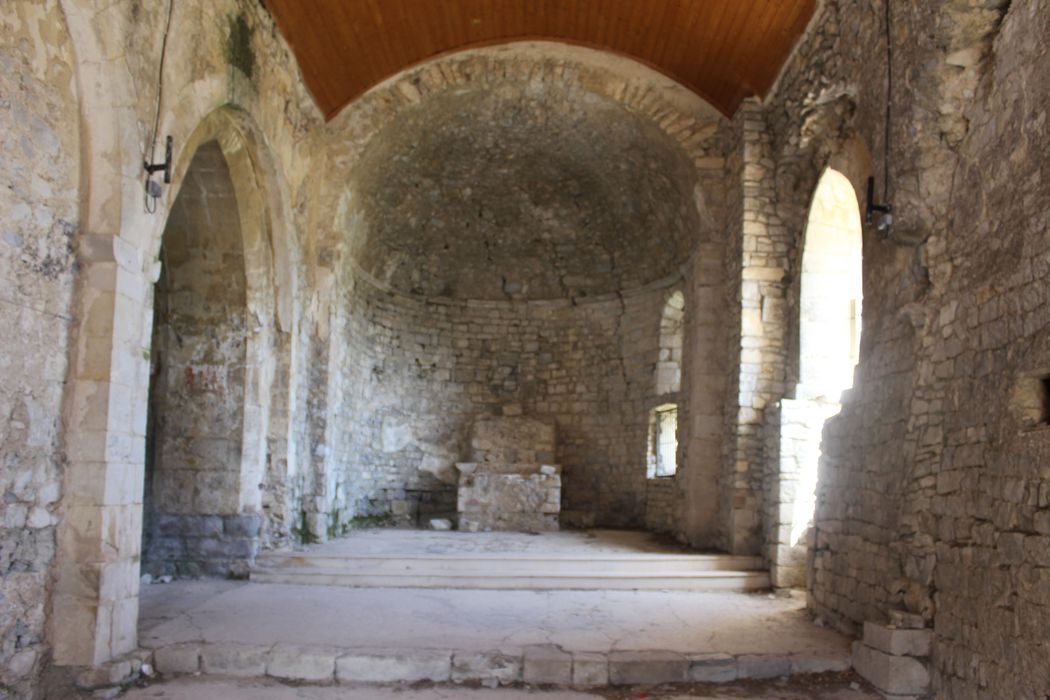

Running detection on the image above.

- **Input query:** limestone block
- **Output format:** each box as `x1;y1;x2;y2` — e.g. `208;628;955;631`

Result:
266;644;337;682
789;652;851;674
571;652;608;688
608;650;688;685
451;651;522;685
737;653;791;679
201;642;267;677
75;659;132;689
862;622;931;657
469;416;556;464
153;644;200;675
688;653;737;683
852;641;930;696
886;610;926;630
336;650;451;683
523;645;572;686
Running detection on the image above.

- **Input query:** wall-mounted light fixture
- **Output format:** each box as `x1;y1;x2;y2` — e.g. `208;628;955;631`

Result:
865;175;893;237
144;135;173;211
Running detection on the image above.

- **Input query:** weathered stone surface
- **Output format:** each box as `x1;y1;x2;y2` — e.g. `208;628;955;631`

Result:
456;418;562;533
852;642;930;696
571;652;608;689
335;650;451;683
266;645;337;682
862;623;931;658
607;650;688;685
736;653;791;680
522;645;572;686
200;643;267;677
4;0;1047;696
688;653;737;683
450;652;522;685
75;659;132;690
789;652;851;675
153;644;201;675
350;78;702;302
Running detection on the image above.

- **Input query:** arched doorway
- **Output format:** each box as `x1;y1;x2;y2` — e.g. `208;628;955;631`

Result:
142;141;254;578
771;168;863;586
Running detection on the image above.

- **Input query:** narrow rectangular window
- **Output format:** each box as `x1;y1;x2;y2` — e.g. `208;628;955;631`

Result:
654;404;678;477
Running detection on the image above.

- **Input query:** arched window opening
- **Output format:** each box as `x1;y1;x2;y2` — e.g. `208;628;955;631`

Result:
771;167;864;587
798;169;863;401
648;291;685;479
656;291;685;395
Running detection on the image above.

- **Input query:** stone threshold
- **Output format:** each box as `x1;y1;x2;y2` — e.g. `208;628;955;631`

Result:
145;641;850;688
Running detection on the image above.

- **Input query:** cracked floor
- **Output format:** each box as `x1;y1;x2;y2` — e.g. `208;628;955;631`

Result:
140;581;849;658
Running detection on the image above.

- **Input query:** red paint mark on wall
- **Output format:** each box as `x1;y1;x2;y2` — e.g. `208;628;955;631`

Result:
182;365;226;393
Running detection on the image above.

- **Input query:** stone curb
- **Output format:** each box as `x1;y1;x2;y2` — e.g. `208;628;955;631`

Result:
147;642;849;688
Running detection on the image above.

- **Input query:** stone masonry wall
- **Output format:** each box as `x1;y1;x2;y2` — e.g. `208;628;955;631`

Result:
761;0;1049;697
760;0;916;633
313;44;731;543
1;0;321;688
0;1;80;696
719;102;793;556
331;274;694;530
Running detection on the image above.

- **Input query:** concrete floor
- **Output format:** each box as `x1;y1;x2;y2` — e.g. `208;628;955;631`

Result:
138;530;856;691
122;676;881;699
140;581;848;657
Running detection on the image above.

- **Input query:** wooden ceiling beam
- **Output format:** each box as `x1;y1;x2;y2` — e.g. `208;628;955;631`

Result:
266;0;816;120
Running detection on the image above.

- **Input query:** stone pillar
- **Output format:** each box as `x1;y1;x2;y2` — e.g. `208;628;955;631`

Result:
54;238;152;666
722;102;792;555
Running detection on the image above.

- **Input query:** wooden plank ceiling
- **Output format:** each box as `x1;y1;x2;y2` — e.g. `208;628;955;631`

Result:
266;0;816;120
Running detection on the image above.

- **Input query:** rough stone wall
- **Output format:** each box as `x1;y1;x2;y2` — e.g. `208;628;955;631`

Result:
761;0;1049;697
333;275;694;530
757;0;906;630
0;0;321;685
677;238;730;547
309;45;731;540
644;478;679;534
0;1;80;695
909;2;1050;695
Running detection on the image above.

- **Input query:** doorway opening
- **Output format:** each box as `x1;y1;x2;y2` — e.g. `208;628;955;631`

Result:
771;168;863;586
142;141;256;579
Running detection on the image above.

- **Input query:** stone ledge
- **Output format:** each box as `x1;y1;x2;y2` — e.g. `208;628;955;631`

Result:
852;641;930;696
144;641;850;689
336;649;452;683
862;622;931;657
75;648;154;690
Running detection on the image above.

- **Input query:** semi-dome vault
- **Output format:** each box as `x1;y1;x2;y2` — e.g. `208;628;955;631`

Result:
346;79;701;301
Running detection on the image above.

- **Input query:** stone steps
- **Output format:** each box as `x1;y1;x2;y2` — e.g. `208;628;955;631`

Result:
149;641;850;688
251;552;770;591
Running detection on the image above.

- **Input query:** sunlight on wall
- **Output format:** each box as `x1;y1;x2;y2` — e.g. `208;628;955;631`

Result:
791;168;863;546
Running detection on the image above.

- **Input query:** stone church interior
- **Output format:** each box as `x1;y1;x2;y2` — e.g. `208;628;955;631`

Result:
1;0;1048;698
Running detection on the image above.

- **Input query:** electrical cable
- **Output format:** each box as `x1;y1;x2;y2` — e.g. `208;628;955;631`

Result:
883;0;893;206
145;0;175;213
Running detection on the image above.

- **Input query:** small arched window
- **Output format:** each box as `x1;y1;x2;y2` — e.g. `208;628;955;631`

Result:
648;291;684;478
655;291;684;395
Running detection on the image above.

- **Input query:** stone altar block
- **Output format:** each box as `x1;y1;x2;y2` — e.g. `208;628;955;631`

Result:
457;417;561;532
